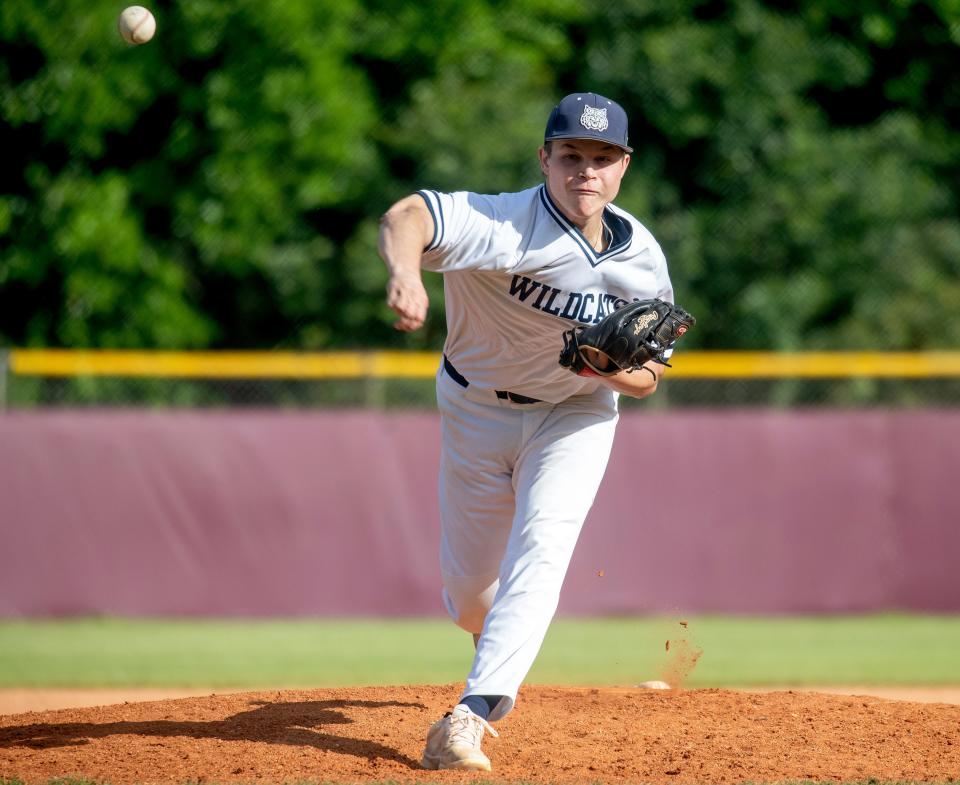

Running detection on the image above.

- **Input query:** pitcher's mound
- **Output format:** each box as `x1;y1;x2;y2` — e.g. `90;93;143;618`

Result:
2;683;958;783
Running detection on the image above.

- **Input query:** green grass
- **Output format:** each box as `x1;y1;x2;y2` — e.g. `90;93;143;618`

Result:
535;614;960;686
0;615;958;688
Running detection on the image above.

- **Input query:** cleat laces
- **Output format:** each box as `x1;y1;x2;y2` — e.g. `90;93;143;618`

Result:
448;708;499;746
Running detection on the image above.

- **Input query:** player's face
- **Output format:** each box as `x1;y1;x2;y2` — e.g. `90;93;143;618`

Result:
539;139;630;227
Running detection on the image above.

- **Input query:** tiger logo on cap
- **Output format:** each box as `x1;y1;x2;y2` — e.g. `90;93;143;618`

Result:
580;106;609;132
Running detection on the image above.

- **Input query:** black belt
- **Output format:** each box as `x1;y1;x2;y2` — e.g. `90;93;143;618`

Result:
443;355;542;405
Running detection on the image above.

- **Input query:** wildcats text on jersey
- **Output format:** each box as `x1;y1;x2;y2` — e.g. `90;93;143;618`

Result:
508;274;632;324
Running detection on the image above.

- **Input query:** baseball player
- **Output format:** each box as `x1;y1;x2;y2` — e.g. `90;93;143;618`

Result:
379;93;685;771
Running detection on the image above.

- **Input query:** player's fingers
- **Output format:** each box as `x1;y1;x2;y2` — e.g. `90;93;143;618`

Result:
399;303;428;329
393;306;426;331
386;284;428;331
388;300;426;331
393;316;423;332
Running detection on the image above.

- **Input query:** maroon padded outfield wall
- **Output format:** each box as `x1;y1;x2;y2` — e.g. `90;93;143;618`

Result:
0;410;958;617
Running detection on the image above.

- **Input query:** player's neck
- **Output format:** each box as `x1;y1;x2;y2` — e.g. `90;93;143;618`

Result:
543;183;610;251
543;182;610;250
581;216;609;252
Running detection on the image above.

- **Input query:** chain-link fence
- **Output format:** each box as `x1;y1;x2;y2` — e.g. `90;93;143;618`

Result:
6;376;960;410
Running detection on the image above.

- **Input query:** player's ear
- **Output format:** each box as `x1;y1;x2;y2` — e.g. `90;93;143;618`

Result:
538;146;550;176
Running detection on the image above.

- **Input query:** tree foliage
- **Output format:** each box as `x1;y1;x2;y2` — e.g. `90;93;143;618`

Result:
1;0;958;351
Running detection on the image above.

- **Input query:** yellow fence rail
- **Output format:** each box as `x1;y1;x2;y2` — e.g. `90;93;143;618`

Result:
6;349;960;379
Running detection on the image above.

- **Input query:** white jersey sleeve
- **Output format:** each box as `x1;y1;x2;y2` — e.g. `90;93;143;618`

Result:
653;239;674;303
417;189;524;273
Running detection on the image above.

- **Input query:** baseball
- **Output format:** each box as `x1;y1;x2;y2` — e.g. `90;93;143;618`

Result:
118;6;156;45
636;680;672;690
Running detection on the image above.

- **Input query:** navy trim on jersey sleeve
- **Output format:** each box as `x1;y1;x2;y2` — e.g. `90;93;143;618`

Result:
416;189;444;252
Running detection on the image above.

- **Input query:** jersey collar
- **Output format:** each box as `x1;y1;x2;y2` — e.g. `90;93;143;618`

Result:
538;184;633;266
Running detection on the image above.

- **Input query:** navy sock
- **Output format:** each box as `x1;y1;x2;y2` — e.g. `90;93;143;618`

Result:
460;694;503;720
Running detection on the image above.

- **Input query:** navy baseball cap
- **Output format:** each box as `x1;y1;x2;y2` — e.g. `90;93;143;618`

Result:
544;92;633;152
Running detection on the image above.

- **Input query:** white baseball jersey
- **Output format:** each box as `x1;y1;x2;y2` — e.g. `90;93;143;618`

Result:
418;184;674;403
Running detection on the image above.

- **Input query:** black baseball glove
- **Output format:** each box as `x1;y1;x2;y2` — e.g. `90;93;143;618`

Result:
558;298;695;377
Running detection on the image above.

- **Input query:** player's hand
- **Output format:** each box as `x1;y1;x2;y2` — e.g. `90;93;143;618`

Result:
578;348;609;374
386;272;429;331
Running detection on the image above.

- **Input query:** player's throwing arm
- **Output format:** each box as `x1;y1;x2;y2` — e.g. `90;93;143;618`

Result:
380;196;434;332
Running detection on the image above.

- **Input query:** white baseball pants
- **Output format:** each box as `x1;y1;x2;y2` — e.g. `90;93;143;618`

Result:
436;366;618;721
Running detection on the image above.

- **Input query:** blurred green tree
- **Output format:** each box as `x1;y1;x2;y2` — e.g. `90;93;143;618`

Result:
0;0;957;354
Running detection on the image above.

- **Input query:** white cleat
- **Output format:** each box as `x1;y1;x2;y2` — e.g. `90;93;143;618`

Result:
421;703;499;771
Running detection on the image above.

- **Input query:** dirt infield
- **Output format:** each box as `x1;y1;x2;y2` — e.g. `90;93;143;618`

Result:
4;685;959;716
2;685;960;784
